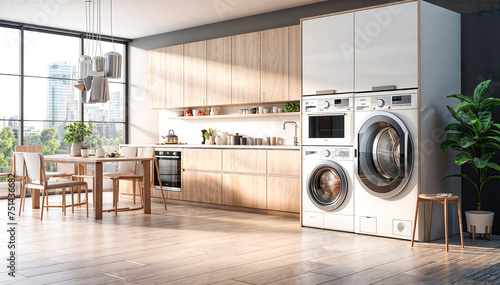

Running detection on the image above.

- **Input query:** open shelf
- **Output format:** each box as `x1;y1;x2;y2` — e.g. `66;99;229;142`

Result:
168;112;300;120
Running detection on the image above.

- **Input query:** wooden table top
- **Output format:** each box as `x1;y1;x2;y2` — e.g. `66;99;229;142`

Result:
44;155;155;164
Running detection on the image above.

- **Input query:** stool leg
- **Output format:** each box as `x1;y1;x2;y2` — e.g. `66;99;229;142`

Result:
470;225;472;239
444;199;449;252
456;198;464;248
473;225;476;243
428;201;433;242
411;197;420;247
490;226;493;241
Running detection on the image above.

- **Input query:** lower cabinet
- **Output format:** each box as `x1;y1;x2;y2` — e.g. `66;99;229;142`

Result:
266;177;300;213
222;174;267;209
182;172;222;204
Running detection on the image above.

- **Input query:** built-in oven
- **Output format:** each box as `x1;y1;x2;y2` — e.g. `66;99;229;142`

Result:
302;94;353;146
154;150;181;192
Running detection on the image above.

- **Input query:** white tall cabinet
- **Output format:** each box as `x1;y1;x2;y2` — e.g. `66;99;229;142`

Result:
354;1;418;92
302;12;354;95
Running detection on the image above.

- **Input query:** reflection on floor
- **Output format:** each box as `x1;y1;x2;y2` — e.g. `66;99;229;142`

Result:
0;192;499;284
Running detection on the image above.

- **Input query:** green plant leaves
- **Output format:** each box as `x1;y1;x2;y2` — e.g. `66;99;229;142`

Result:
455;153;472;165
446;94;473;103
458;137;476;148
441;173;478;190
487;162;500;172
458;110;478;126
473;79;491;105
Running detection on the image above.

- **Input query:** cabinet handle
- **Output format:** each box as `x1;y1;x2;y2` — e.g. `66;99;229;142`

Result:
372;85;396;91
316;89;336;95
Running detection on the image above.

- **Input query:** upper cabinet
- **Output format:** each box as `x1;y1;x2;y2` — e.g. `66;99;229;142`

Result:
261;27;289;103
354;2;418;92
149;48;166;109
207;37;232;105
183;41;207;107
288;25;301;101
165;45;184;108
232;31;261;104
302;12;354;95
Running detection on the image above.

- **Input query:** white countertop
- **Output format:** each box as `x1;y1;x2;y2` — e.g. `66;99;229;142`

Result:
121;144;300;150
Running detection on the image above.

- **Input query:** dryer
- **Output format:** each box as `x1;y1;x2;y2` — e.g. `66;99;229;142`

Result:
302;146;354;232
354;90;420;240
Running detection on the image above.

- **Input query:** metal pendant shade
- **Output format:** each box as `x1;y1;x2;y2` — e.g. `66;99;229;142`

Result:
104;51;122;78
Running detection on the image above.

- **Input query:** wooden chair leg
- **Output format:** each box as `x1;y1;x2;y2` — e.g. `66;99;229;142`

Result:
113;180;118;216
18;183;25;216
62;188;66;216
428;201;433;242
40;189;46;221
71;187;75;214
456;199;464;248
411;197;420;247
85;184;89;218
132;180;136;205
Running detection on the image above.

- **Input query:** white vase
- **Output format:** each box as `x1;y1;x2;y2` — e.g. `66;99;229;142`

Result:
95;146;105;157
465;210;494;234
81;149;90;158
70;142;84;156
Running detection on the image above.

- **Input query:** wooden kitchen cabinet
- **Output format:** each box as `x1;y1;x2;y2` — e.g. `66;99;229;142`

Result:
222;174;266;209
302;12;354;95
261;27;288;103
183;172;222;204
231;31;261;104
267;150;300;176
149;48;166;109
222;149;266;174
165;45;184;108
267;177;300;213
183;41;207;107
182;148;221;171
288;25;301;101
354;2;418;92
207;37;232;105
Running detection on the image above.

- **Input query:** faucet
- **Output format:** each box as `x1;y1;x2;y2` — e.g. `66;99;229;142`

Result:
283;121;299;146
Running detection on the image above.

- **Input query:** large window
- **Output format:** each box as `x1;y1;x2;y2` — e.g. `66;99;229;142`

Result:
0;25;128;178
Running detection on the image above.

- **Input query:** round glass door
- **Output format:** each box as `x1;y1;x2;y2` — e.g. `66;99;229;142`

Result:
355;112;413;198
307;161;348;211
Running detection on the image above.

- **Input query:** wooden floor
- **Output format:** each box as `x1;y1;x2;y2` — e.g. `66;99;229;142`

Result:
1;193;499;285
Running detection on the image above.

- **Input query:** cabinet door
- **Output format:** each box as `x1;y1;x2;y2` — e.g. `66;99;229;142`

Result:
261;27;288;103
207;37;232;105
165;45;184;108
232;32;261;104
183;172;222;204
183;41;207;107
182;148;221;171
222;174;266;209
223;149;266;174
267;177;300;213
354;2;418;92
302;13;354;95
149;48;166;108
288;25;301;101
267;150;300;176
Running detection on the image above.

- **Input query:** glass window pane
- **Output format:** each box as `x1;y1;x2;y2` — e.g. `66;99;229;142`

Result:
84;39;125;83
24;31;79;77
84;83;125;122
0;122;20;174
23;121;70;155
0;75;20;120
24;77;81;121
0;27;20;75
87;123;125;148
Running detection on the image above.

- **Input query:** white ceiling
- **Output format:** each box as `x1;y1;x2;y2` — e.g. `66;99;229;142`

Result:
0;0;325;39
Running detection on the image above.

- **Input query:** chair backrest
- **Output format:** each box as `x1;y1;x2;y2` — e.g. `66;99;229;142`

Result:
23;153;46;185
15;145;43;152
118;146;138;174
136;147;154;176
12;145;43;179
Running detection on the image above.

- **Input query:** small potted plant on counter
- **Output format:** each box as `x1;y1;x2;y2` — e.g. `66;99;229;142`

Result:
441;80;500;239
204;128;219;145
63;122;94;156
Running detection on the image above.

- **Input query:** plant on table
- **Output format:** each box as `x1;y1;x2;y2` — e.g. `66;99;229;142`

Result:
63;122;94;155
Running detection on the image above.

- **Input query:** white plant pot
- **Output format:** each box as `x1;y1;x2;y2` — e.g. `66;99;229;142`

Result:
465;210;494;234
81;149;90;158
70;142;84;156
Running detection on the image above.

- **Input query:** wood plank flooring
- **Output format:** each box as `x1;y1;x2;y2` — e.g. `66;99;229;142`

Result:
0;193;499;285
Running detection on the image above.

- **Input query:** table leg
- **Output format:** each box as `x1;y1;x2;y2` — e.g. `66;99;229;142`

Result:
444;199;449;252
411;197;420;247
428;201;433;242
456;198;464;248
94;162;103;219
143;160;151;214
32;189;40;209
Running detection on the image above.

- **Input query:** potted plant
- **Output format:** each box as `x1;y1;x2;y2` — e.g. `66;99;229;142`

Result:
204;128;219;145
63;122;94;156
441;80;500;236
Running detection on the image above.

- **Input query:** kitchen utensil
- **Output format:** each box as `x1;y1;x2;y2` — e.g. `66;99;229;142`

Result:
273;106;278;113
240;137;247;145
265;137;270;145
211;107;219;116
231;133;242;145
174;110;184;117
218;132;228;145
192;109;199;116
162;129;179;144
239;109;245;114
95;146;105;157
263;108;269;114
184;108;192;116
278;107;283;113
252;107;257;114
258;107;264;114
215;135;222;145
227;134;232;145
271;137;277;145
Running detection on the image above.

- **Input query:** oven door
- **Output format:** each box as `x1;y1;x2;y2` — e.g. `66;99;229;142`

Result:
302;112;353;146
154;153;181;191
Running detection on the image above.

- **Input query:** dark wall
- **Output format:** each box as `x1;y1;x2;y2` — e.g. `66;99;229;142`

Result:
461;10;500;234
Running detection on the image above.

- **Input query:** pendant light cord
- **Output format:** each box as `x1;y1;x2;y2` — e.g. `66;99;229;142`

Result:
110;0;116;52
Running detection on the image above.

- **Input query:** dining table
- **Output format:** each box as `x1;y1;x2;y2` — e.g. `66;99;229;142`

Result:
41;155;154;219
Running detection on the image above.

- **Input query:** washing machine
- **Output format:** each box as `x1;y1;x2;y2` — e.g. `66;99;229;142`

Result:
353;89;421;240
302;146;354;232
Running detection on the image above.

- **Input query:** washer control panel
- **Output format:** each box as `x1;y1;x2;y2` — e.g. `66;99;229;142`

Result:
304;147;352;160
355;92;417;111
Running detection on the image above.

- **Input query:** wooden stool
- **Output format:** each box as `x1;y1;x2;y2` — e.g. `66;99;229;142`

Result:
411;194;464;252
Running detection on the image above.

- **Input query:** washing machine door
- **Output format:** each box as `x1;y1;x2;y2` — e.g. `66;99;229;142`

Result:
306;161;348;211
355;111;413;198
